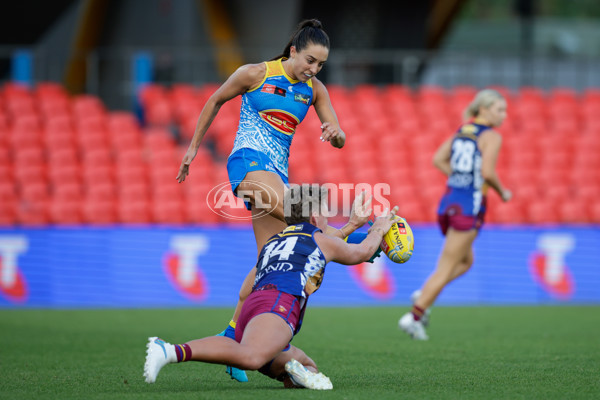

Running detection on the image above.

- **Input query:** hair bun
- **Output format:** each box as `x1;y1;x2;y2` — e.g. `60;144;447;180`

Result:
303;19;323;30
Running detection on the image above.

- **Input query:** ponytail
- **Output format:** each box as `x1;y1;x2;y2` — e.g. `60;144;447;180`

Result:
271;19;330;61
463;89;504;121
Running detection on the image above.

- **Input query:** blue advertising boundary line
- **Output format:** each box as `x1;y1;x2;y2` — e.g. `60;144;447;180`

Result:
0;224;598;308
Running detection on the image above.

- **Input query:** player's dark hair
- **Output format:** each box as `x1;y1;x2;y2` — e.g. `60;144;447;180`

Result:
284;184;328;225
271;19;330;61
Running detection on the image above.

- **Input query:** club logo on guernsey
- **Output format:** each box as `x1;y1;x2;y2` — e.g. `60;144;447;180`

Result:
163;235;209;301
294;93;310;105
0;236;29;303
259;109;299;135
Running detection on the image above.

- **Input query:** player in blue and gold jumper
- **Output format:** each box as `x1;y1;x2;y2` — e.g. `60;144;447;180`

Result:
144;184;400;389
176;19;370;381
399;89;513;340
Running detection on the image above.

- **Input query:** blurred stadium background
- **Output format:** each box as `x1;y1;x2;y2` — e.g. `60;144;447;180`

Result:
0;0;598;308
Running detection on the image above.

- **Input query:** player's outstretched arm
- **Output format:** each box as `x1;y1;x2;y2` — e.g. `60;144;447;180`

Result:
176;63;266;183
317;206;400;265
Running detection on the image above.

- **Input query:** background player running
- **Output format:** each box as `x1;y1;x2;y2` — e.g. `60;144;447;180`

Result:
399;89;512;340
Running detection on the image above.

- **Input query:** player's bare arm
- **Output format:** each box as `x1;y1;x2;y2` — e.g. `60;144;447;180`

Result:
316;206;399;265
479;130;511;201
432;137;453;176
312;77;345;148
177;63;266;182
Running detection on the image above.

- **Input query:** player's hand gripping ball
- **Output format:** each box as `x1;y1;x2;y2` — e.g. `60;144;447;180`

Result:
380;217;414;263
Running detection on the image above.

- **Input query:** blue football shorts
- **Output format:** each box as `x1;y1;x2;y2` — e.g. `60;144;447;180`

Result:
226;148;289;210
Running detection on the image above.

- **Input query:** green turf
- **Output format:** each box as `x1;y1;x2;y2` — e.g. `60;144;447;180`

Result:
0;306;599;400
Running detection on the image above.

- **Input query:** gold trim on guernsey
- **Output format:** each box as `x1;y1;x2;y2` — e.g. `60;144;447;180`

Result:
264;232;313;245
248;58;313;92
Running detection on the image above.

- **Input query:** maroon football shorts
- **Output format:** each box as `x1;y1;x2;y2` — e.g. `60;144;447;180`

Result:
235;289;301;343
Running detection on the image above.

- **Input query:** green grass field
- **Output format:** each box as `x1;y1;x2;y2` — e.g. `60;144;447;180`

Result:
1;306;599;400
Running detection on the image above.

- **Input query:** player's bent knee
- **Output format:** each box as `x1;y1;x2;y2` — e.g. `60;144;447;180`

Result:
241;354;272;371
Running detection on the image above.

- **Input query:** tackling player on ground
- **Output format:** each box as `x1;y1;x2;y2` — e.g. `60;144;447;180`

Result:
144;184;399;389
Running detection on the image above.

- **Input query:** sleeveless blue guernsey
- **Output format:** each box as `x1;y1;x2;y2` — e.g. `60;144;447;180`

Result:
230;58;314;177
438;121;491;216
253;222;326;299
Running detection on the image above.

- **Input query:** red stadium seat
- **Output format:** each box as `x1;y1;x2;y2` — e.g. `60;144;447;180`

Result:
574;185;600;203
0;200;17;225
542;183;571;203
9;128;43;149
558;199;589;223
82;147;113;167
589;202;600;223
52;181;82;200
186;198;220;224
17;179;50;225
0;182;17;204
138;84;168;107
14;163;47;185
145;98;172;127
525;200;559;224
491;201;525;224
82;164;114;186
76;114;107;132
0;163;13;184
118;199;152;224
72;95;106;118
153;198;187;224
13;114;42;131
20;181;49;202
47;147;79;166
45;130;76;150
38;97;70;118
17;199;50;225
14;146;44;166
86;181;117;201
34;81;69;99
119;181;150;201
49;198;83;224
5;97;36;118
48;162;81;186
115;163;148;186
107;111;140;132
110;129;142;150
77;129;110;151
144;127;176;150
83;199;117;224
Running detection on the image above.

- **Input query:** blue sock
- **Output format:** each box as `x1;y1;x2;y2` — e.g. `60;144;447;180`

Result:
217;320;236;340
223;324;236;340
217;321;249;382
346;232;382;263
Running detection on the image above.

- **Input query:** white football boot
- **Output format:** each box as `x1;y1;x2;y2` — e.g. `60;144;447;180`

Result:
399;312;429;341
410;290;432;327
285;359;333;390
144;337;177;383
